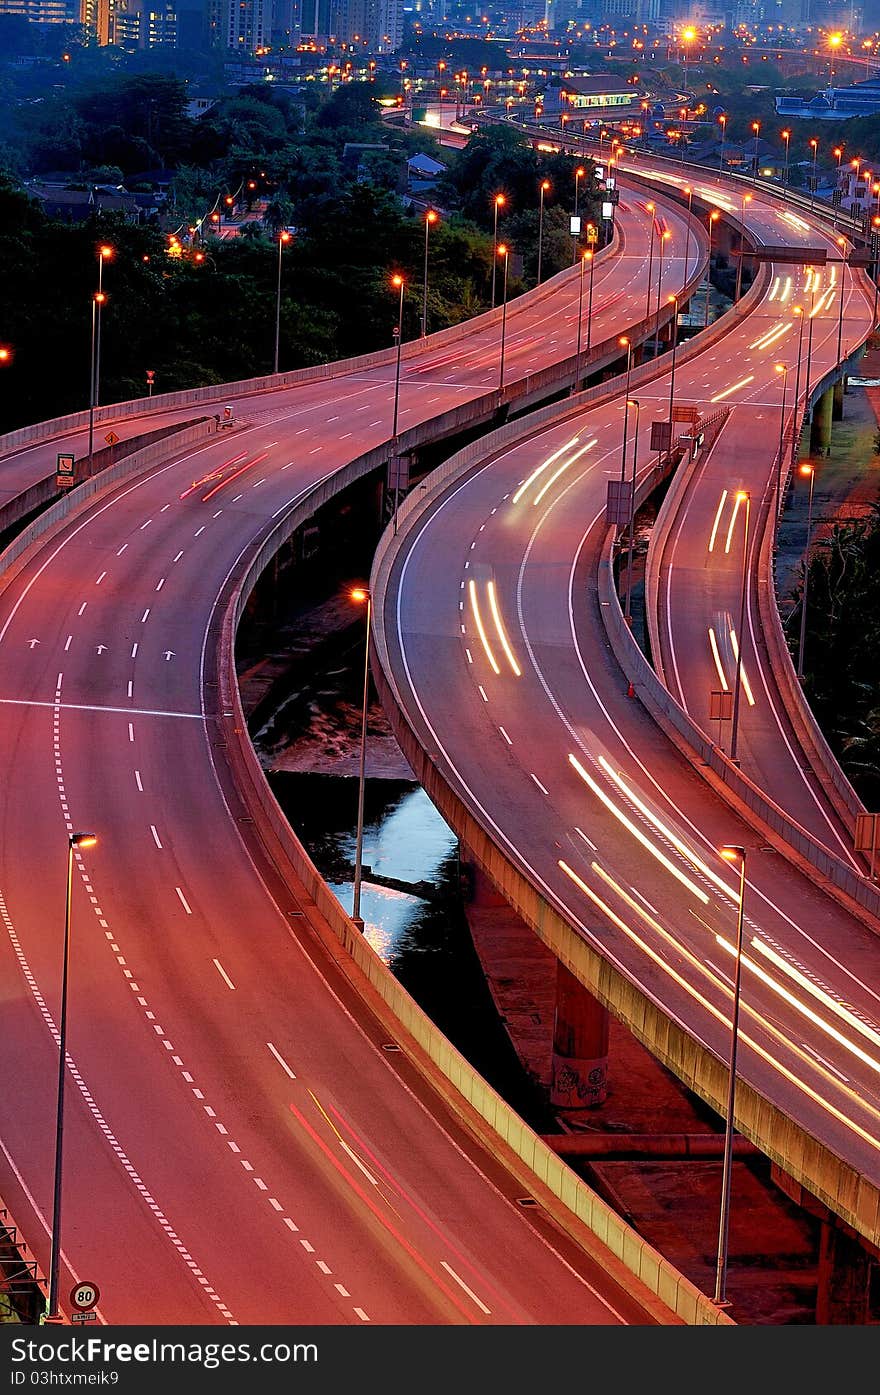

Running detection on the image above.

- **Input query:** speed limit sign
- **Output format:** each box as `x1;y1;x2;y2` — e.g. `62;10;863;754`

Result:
70;1280;100;1311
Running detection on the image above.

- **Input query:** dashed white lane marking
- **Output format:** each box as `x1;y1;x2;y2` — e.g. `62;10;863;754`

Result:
117;544;128;555
354;1308;370;1322
78;603;87;616
498;726;512;745
175;886;192;915
96;572;106;586
531;774;549;796
195;526;205;537
213;958;236;991
173;551;183;563
441;1261;491;1314
155;578;165;593
267;1042;297;1078
131;643;138;659
134;770;143;792
140;520;152;531
212;510;223;519
141;609;150;623
160;504;170;513
128;723;134;742
477;685;488;703
64;636;72;652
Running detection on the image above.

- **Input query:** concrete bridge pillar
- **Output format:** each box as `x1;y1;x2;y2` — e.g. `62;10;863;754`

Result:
550;961;609;1109
816;1223;878;1324
810;386;834;454
832;379;845;420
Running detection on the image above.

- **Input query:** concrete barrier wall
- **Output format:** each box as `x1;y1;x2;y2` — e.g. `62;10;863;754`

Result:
0;221;631;459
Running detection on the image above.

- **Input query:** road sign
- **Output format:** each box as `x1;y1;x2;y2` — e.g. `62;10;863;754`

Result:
855;811;880;881
747;245;827;265
605;478;633;527
569;215;581;235
146;369;155;383
650;420;672;452
387;454;410;493
710;690;733;722
104;431;119;446
586;225;598;245
55;453;75;489
672;405;700;423
70;1280;100;1311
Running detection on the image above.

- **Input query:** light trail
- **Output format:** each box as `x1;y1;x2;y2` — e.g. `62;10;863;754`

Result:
486;581;521;676
467;580;500;675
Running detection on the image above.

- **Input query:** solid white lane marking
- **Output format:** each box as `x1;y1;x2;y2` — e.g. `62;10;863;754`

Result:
175;887;192;914
0;698;201;719
267;1042;296;1079
440;1261;491;1314
213;959;235;991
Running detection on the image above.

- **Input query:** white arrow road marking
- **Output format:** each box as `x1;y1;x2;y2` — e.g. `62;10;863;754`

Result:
164;651;175;661
27;639;40;648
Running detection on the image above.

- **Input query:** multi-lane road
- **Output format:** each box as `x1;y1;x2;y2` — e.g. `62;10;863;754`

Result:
375;163;880;1238
0;191;705;1323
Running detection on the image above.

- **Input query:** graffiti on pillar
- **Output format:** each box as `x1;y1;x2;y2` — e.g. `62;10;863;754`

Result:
551;1056;608;1109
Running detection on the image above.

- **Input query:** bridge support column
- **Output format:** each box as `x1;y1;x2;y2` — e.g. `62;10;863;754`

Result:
832;378;845;420
772;1163;880;1323
550;961;609;1109
810;385;834;454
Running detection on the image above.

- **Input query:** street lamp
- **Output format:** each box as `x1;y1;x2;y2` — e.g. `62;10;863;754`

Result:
705;209;720;328
390;273;405;529
781;128;791;186
791;305;806;473
751;121;761;183
729;490;751;765
774;363;788;517
47;831;98;1322
809;137;819;207
836;235;848;368
87;291;106;470
653;229;671;354
624;398;641;626
573;249;587;394
585;246;596;353
497;243;510;391
796;463;816;683
645;203;657;319
718;113;727;171
491;193;506;308
734;193;752;303
94;245;113;409
273;230;291;375
666;294;680;434
714;843;747;1311
618;336;633;484
350;588;371;933
573;165;586;263
537;179;550;285
421;210;438;337
682;186;694;296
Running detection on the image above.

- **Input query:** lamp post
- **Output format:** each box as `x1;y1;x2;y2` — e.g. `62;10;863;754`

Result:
47;831;98;1322
618;336;633;485
705;209;720;328
729;490;751;765
87;291;106;471
796;463;816;683
653;229;671;354
573;249;587;394
421;210;438;337
273;230;291;375
390;273;405;529
809;137;819;207
585;246;596;352
751;121;761;183
714;843;747;1311
573;165;585;263
94;245;112;408
645;204;656;319
682;185;693;296
735;193;751;303
491;193;505;308
718;113;727;171
498;243;510;392
537;179;550;285
624;398;641;626
781;128;791;186
774;363;788;517
349;587;371;932
791;305;806;472
803;277;817;411
836;235;847;368
666;294;680;434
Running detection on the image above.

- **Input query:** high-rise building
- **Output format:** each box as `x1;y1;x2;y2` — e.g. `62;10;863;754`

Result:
96;0;177;45
0;0;77;21
223;0;269;48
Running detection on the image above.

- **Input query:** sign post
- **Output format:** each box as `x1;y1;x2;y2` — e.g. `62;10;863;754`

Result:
55;453;75;490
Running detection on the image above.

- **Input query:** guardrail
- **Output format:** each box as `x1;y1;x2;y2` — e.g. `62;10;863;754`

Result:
0;220;628;460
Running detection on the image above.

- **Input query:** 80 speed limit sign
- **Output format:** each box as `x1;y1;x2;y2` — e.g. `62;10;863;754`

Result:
70;1280;100;1311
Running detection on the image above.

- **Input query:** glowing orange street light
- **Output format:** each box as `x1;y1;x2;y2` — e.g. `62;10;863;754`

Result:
714;839;747;1308
491;193;506;307
538;180;551;285
274;230;291;374
0;346;11;363
781;128;791;185
422;209;439;336
497;243;511;392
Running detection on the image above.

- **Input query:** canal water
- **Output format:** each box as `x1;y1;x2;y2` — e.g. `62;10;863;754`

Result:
268;770;554;1131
